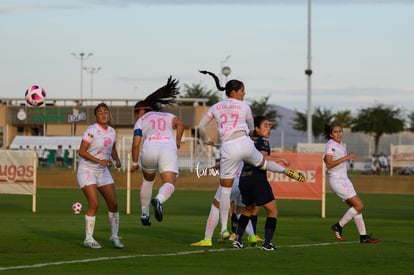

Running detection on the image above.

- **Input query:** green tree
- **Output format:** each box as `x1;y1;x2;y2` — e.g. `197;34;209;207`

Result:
333;110;354;128
351;104;405;155
293;106;334;142
178;83;219;106
408;111;414;131
247;95;281;126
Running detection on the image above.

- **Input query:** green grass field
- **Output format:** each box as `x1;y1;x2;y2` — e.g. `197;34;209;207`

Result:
0;189;413;274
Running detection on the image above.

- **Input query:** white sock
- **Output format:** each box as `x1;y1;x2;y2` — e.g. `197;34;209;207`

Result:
261;160;285;173
204;204;219;239
141;179;154;216
156;182;175;204
108;211;120;239
219;187;231;233
85;215;96;241
339;207;358;227
246;220;255;236
353;213;367;235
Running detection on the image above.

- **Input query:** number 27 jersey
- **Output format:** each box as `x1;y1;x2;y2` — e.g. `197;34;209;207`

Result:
206;98;253;142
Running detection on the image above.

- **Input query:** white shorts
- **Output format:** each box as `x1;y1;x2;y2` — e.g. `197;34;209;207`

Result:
214;176;245;207
77;166;114;189
140;143;178;174
220;136;263;179
328;177;357;201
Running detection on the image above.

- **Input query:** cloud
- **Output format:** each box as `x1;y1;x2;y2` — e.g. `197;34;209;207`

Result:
88;0;414;6
0;3;80;14
1;0;411;14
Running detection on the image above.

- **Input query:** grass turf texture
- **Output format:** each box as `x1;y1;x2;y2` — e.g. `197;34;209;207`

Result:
0;189;413;274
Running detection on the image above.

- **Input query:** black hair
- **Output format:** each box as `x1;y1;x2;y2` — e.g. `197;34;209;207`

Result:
94;102;109;115
323;122;342;140
134;76;179;113
199;70;244;97
94;102;112;125
254;115;267;128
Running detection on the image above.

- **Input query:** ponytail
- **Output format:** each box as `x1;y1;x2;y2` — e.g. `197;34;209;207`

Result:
199;70;244;97
199;70;225;91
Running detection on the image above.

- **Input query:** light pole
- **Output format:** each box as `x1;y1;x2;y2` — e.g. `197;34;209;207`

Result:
305;0;313;143
220;55;231;84
71;52;93;101
221;66;231;84
84;66;101;101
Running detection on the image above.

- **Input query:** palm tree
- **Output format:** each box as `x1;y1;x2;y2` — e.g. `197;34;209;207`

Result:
247;95;281;125
178;83;219;106
352;104;405;154
408;111;414;132
333;110;353;128
293;106;334;142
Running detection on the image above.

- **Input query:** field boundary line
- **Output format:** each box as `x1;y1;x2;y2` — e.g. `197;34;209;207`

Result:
0;241;358;271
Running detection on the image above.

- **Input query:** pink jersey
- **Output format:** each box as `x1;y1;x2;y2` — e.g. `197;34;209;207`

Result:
79;123;116;170
203;98;253;142
133;111;176;147
325;139;348;178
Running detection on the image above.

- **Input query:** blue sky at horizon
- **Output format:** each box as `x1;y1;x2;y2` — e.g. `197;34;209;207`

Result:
1;0;413;115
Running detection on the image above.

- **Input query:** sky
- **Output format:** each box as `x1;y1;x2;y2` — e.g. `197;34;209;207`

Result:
1;0;413;115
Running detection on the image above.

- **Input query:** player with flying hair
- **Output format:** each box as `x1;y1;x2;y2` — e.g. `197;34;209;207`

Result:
131;76;184;226
323;123;380;244
193;70;305;246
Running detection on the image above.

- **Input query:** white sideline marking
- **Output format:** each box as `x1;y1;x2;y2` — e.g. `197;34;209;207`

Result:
0;241;358;271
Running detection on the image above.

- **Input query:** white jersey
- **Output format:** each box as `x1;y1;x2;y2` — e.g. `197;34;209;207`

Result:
133;111;179;173
203;98;253;143
133;111;176;148
324;139;348;179
78;123;116;171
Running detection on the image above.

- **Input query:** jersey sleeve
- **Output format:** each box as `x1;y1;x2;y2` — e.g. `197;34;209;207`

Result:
82;125;94;144
256;137;270;155
133;119;143;137
325;140;335;156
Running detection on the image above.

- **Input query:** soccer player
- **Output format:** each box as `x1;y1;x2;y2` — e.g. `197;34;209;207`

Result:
77;103;123;249
323;123;380;244
232;116;290;250
191;166;259;247
131;76;184;226
197;70;305;242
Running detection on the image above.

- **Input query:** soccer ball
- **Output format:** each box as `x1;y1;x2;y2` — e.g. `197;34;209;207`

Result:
72;202;82;214
25;85;46;107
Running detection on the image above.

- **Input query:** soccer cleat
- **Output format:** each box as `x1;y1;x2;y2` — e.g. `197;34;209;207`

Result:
190;239;212;247
261;243;278;251
248;234;257;247
84;238;102;249
229;232;237;241
360;234;380;244
140;214;151;226
151;198;163;222
331;223;344;241
218;229;230;243
285;169;306;182
110;236;124;248
232;240;244;249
